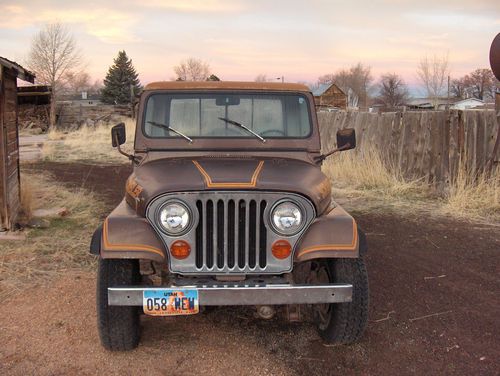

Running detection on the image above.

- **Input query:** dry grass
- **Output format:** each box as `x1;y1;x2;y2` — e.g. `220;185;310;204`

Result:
323;147;426;198
42;117;135;163
323;147;500;223
444;164;500;221
19;176;34;222
0;172;104;300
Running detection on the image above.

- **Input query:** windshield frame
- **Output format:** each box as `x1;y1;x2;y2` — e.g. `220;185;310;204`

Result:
134;89;321;153
141;91;313;140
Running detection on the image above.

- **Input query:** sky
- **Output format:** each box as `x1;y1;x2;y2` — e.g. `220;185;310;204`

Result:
0;0;499;91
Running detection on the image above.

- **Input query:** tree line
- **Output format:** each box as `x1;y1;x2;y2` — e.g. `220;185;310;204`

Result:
26;22;498;127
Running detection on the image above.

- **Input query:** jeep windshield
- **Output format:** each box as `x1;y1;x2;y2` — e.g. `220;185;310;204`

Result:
143;92;312;139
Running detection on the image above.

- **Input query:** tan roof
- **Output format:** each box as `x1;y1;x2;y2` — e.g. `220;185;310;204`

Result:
144;81;310;92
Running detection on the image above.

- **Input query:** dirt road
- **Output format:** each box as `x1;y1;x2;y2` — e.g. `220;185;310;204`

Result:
1;162;499;375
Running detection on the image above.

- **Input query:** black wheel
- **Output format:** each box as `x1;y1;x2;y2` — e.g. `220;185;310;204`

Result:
97;258;141;351
310;257;369;345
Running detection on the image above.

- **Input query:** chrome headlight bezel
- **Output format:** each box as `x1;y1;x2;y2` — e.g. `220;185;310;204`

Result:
269;199;306;236
156;200;193;236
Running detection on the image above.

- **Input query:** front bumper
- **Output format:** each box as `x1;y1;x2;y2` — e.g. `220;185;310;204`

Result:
108;283;352;306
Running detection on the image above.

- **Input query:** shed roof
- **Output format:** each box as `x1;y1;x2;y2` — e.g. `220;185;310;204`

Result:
453;98;484;105
311;83;332;96
144;81;311;92
0;56;35;83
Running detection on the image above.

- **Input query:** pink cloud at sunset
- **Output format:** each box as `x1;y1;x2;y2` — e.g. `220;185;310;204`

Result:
0;0;498;89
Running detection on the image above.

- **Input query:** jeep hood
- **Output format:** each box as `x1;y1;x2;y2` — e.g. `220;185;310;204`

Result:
127;157;332;216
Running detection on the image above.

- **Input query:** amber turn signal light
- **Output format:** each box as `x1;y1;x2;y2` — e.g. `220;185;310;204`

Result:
170;240;191;259
272;240;292;259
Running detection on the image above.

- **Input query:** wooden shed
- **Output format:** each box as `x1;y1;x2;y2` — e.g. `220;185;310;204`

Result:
0;57;35;231
312;83;347;110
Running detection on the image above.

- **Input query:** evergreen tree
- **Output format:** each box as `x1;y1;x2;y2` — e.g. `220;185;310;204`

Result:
101;51;141;104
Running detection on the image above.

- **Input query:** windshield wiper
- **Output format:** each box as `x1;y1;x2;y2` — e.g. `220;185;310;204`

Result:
147;121;193;143
218;117;266;143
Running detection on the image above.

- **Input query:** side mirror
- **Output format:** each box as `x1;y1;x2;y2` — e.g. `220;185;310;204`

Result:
336;128;356;151
111;123;126;147
111;122;135;162
315;128;356;163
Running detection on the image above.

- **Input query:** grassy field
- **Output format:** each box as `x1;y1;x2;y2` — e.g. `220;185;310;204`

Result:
0;172;104;300
42;118;135;164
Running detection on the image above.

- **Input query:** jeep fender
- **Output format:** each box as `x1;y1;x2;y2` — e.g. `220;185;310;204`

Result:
90;199;167;263
294;204;366;262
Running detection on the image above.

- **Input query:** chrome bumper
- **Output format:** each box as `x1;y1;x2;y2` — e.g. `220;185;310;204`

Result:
108;284;352;306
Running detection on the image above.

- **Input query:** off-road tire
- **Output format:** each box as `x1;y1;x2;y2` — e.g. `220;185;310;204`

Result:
314;257;369;345
97;258;141;351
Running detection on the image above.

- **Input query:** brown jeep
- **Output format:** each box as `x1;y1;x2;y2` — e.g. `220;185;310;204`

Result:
90;81;368;351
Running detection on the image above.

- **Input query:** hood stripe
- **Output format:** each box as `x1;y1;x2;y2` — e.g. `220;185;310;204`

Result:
192;160;264;188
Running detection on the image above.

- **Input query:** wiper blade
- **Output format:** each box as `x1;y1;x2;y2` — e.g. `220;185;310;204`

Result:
147;121;193;143
218;117;266;143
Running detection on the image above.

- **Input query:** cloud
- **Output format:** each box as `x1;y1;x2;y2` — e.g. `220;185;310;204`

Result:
0;3;140;43
0;4;31;28
137;0;246;13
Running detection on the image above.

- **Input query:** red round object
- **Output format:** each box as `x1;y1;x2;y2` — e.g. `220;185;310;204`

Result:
490;33;500;81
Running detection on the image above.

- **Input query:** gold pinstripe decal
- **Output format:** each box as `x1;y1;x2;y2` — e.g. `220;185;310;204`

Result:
192;160;264;188
296;218;358;257
102;219;165;258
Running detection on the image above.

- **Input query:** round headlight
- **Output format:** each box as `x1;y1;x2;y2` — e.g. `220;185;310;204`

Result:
158;201;191;235
271;201;304;235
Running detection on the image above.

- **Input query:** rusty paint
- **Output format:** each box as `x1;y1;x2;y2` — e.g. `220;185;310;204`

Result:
144;81;310;92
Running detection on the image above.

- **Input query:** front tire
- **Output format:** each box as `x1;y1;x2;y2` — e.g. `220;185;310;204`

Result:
97;258;141;351
311;257;369;345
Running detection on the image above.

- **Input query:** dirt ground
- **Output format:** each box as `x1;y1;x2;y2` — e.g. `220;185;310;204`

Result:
1;161;499;375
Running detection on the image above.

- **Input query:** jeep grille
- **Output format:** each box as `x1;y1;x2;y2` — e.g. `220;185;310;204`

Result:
146;192;315;275
195;198;268;270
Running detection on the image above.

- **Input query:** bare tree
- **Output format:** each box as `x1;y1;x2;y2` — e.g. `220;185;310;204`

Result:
254;74;268;82
317;63;374;109
173;58;211;81
451;69;499;101
317;74;336;86
27;22;82;126
450;77;468;99
376;73;409;109
63;71;91;95
466;68;498;100
416;53;449;104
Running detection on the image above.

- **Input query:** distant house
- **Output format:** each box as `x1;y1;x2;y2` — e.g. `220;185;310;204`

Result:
58;91;102;107
311;83;347;110
406;97;485;110
450;98;484;110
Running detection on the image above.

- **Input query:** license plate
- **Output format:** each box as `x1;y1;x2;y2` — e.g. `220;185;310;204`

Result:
143;289;199;316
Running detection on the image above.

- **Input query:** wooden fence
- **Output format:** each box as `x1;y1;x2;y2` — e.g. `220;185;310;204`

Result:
318;110;499;189
56;103;132;129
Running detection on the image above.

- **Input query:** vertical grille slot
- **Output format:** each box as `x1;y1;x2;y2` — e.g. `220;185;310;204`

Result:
248;200;257;268
195;200;203;268
216;200;224;268
238;200;246;268
205;200;214;268
227;200;235;268
259;201;267;268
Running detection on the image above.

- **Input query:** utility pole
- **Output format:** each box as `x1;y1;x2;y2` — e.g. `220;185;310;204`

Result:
447;75;450;110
